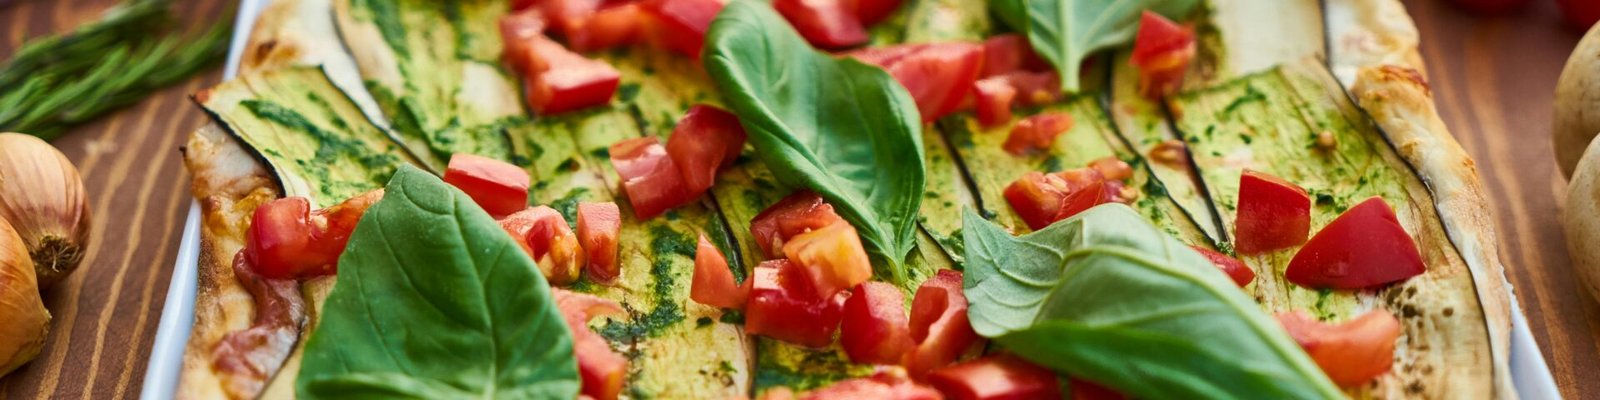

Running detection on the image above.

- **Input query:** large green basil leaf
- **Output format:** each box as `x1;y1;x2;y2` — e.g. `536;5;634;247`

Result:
296;166;579;399
703;1;926;281
996;0;1199;92
961;205;1342;399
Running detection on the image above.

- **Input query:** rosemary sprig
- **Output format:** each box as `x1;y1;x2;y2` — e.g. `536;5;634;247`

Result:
0;0;230;139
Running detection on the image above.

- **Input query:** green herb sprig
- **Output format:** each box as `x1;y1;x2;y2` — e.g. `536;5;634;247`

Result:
0;0;230;139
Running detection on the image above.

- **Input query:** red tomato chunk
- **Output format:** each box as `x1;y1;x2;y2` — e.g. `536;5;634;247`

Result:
1190;245;1255;287
692;234;750;309
841;282;913;365
1286;196;1425;289
1128;11;1195;99
666;104;747;194
798;369;940;400
1233;169;1311;255
1004;164;1127;231
782;220;874;299
905;269;980;378
500;206;585;285
774;0;868;49
553;288;628;400
744;259;849;348
1004;112;1074;155
926;355;1062;400
244;190;383;280
577;202;623;283
499;11;621;115
1277;309;1402;387
749;190;845;258
640;0;726;57
851;43;985;122
443;153;531;218
609;137;698;219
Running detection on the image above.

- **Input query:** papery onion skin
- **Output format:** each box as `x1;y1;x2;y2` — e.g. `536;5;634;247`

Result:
0;133;91;290
0;216;50;377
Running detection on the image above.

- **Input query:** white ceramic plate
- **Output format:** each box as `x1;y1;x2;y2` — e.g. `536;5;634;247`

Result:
138;1;1563;398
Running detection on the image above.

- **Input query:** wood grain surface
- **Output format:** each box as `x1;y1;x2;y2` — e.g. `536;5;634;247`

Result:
0;0;1592;398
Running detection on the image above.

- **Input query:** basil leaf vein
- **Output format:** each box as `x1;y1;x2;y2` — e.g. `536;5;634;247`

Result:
704;1;926;281
296;166;579;399
961;205;1342;399
994;0;1199;92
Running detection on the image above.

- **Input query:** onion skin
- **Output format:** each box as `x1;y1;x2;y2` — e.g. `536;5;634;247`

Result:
0;133;91;290
0;216;50;377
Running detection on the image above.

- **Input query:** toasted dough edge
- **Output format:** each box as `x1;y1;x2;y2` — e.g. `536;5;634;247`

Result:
1351;66;1516;399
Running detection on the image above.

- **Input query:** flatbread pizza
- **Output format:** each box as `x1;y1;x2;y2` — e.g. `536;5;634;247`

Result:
174;0;1514;398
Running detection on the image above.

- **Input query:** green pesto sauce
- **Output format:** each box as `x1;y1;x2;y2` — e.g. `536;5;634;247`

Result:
598;225;693;342
352;0;409;58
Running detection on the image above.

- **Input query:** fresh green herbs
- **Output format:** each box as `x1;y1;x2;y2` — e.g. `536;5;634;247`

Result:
0;0;228;138
961;205;1342;399
296;167;579;399
703;1;926;282
990;0;1198;92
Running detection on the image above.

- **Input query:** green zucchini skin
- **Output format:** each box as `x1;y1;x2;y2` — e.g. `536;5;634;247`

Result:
198;66;417;207
335;0;520;171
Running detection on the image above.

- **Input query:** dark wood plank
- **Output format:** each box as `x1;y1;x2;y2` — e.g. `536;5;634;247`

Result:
1404;0;1599;398
0;0;1593;398
0;0;226;399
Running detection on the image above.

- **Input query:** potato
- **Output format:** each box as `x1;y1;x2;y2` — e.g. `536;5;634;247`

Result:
1554;22;1600;178
0;216;50;377
1565;134;1600;303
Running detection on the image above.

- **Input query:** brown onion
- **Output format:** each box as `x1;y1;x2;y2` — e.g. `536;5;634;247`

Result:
0;216;50;376
0;133;90;289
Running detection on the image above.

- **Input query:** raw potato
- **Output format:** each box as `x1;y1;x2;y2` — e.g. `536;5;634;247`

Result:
1566;134;1600;302
0;216;50;376
1554;23;1600;178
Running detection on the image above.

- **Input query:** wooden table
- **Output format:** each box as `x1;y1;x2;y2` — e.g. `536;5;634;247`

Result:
0;0;1592;398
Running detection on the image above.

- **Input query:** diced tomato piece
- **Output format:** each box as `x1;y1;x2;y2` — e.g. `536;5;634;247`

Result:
782;220;874;299
927;355;1062;400
773;0;869;49
1069;378;1128;400
566;3;645;51
1190;246;1255;287
501;19;622;115
1003;172;1070;231
1277;310;1402;387
667;105;747;194
849;0;901;25
640;0;725;57
973;78;1017;127
443;153;531;218
693;234;751;309
501;206;586;285
245;198;325;279
1234;169;1311;255
609;137;698;219
244;190;384;280
905;270;980;378
980;34;1047;77
1286;197;1425;289
524;46;622;114
1055;177;1110;221
802;369;941;400
541;0;603;37
841;282;912;365
577;202;623;283
745;259;849;348
512;0;542;11
750;190;845;258
1087;157;1132;181
853;43;985;122
1005;112;1073;155
553;288;627;400
500;9;551;75
1129;11;1195;99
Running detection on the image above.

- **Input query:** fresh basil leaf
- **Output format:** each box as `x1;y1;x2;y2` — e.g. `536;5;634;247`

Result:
703;1;926;281
998;0;1199;92
961;205;1343;399
296;166;579;399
